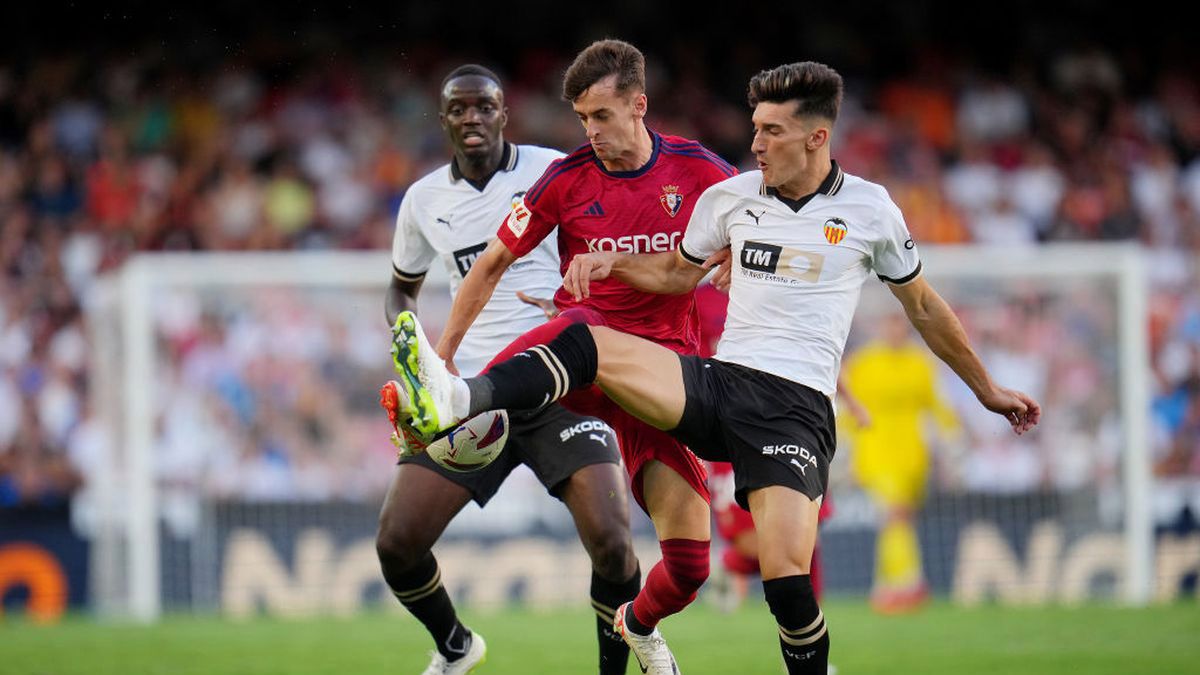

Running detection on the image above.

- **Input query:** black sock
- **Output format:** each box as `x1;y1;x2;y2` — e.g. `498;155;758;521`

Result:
592;567;641;675
386;552;472;660
623;602;654;636
466;322;598;417
764;575;829;675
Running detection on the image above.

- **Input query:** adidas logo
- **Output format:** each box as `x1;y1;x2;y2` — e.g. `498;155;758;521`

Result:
583;200;605;216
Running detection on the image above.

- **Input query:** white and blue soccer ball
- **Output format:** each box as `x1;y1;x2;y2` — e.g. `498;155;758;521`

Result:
425;409;509;472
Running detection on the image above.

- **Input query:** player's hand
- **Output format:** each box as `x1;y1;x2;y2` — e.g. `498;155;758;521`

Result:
702;247;734;292
516;291;560;319
845;399;872;428
433;337;461;376
979;387;1041;435
564;252;618;301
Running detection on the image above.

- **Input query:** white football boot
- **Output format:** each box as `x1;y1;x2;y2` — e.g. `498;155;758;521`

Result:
614;602;680;674
389;310;460;440
419;630;486;675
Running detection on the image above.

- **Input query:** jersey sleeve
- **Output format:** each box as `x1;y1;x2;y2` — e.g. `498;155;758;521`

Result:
872;197;922;285
391;189;436;281
679;184;731;266
496;164;563;258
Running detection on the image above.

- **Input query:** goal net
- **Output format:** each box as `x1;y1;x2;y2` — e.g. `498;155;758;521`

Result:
86;244;1160;620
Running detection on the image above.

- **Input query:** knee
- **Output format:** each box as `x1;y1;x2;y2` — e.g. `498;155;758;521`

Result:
663;540;710;592
375;514;428;573
586;525;638;580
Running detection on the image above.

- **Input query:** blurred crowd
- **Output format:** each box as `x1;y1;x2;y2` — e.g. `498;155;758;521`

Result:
1;38;1198;515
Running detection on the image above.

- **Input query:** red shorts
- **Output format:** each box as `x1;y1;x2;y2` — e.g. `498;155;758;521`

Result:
484;310;710;512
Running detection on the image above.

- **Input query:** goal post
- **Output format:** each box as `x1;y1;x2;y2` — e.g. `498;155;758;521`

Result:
917;243;1151;604
97;251;399;621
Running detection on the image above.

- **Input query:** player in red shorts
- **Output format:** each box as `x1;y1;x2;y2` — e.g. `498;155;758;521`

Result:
425;40;735;674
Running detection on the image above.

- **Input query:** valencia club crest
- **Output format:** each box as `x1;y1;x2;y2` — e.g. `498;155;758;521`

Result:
824;217;848;245
660;185;683;218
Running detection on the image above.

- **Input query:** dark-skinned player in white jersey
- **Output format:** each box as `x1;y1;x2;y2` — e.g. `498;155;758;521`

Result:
377;64;638;675
389;41;736;674
386;61;1041;674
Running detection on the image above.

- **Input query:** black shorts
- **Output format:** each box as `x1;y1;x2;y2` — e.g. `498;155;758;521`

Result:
671;356;836;510
398;404;620;506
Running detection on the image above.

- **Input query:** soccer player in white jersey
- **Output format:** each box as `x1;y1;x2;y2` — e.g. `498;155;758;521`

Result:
376;65;639;675
387;61;1042;674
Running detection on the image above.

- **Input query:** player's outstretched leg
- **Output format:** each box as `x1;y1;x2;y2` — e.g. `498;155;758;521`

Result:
389;312;602;440
389;311;460;438
614;601;680;674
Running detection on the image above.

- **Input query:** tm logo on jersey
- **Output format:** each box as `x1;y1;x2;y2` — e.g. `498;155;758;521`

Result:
586;231;683;254
453;242;488;277
741;241;826;284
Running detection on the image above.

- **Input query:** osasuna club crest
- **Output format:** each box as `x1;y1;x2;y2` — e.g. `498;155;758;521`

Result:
824;217;848;245
660;184;684;218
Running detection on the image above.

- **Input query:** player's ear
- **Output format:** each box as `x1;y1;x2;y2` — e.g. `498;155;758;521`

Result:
438;111;448;132
632;92;647;119
806;126;829;152
500;106;509;130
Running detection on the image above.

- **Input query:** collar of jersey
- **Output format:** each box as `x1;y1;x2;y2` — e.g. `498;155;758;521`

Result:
449;142;518;190
760;159;844;212
591;130;662;179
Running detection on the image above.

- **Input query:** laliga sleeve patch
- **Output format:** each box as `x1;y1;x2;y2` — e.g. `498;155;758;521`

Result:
505;196;532;238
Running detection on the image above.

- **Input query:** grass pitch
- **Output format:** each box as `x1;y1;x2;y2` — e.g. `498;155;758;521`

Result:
5;599;1198;674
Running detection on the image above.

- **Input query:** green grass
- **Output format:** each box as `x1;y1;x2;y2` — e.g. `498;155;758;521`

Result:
4;599;1199;674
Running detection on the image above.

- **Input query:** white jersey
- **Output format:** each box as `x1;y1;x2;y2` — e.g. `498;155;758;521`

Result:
680;162;921;396
392;143;564;376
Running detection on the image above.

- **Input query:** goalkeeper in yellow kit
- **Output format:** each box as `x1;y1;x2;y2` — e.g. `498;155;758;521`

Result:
843;313;959;613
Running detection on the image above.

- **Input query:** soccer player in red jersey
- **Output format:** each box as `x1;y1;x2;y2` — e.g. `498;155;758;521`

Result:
431;40;736;673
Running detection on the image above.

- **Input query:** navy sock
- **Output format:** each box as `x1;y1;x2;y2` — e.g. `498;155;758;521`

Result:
764;575;829;674
467;322;598;417
385;552;472;660
592;567;641;674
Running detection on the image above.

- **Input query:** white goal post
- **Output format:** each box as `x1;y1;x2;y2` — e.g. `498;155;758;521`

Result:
89;243;1152;621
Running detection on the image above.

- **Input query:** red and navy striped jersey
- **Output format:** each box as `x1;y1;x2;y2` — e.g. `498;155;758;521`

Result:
497;131;736;353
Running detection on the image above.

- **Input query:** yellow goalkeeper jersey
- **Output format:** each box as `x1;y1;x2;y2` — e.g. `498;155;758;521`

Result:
843;340;958;505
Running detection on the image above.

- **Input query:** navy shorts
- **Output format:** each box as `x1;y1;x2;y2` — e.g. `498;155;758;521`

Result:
670;356;836;510
399;404;619;506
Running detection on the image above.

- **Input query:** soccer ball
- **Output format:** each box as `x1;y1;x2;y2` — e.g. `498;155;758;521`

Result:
425;409;509;472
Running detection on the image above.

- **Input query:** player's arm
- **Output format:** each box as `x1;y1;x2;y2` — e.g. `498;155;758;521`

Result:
565;181;733;299
563;249;711;300
387;188;435;326
435;239;519;363
385;273;423;327
888;276;1041;434
836;373;871;428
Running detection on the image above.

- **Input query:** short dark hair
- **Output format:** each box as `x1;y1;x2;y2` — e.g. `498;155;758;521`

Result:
747;62;843;122
562;39;645;102
441;64;503;91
